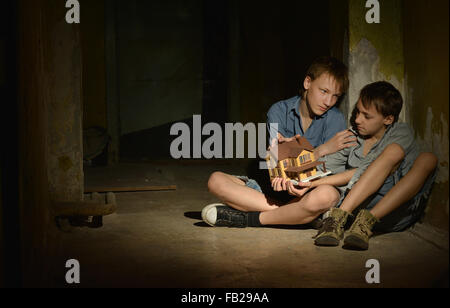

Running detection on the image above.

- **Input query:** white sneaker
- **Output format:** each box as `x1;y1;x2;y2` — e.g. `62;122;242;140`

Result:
201;203;223;226
201;203;248;228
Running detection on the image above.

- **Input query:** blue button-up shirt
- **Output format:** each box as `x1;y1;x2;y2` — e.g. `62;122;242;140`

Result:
266;96;346;147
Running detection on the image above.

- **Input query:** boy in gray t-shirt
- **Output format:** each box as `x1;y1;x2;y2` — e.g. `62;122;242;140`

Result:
304;81;438;250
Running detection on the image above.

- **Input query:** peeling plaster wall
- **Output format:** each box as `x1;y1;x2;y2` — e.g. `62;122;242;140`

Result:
348;0;406;123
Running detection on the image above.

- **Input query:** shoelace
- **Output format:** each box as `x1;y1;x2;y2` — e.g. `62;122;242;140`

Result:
313;217;338;239
217;208;247;227
350;221;370;237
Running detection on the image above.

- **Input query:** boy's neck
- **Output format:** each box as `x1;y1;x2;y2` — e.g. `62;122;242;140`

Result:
365;126;388;143
299;95;315;120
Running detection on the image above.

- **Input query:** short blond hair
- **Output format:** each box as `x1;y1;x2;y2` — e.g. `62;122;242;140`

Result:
300;56;349;97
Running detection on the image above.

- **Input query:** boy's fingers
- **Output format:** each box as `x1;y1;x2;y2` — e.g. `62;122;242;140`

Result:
286;182;292;195
343;143;357;148
290;184;303;197
281;179;287;191
276;179;283;191
337;130;351;137
271;178;278;189
344;134;357;140
274;178;282;191
287;181;297;196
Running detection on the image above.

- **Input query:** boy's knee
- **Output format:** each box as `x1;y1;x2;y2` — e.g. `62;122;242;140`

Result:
382;143;405;163
207;172;225;193
416;152;438;172
307;185;340;214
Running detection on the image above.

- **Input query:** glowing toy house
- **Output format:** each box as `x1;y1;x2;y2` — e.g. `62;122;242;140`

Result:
266;135;331;183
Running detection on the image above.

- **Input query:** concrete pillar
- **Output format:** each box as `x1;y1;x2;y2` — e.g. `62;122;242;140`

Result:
45;1;84;203
17;0;83;286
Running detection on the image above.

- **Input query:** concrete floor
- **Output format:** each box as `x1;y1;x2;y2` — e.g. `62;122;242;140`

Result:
57;161;449;288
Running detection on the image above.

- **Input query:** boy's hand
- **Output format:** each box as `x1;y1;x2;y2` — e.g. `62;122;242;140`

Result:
278;133;299;144
271;177;289;192
271;178;312;197
270;133;299;148
286;180;312;197
315;129;357;157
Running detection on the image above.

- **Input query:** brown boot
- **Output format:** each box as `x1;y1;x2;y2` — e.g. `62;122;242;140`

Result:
343;210;379;250
314;208;350;247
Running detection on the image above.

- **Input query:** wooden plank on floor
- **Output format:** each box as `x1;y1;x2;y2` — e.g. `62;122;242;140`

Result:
84;185;177;193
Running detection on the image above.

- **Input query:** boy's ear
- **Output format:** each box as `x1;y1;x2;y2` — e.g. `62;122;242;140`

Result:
303;76;312;91
384;115;395;126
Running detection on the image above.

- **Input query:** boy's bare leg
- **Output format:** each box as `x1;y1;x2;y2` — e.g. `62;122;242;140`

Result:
207;172;280;212
340;144;406;214
259;185;340;225
370;152;438;219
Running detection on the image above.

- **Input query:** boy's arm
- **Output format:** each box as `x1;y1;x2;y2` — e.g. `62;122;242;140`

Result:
314;110;357;158
346;123;416;189
286;169;356;198
310;169;357;188
317;144;352;175
314;130;357;158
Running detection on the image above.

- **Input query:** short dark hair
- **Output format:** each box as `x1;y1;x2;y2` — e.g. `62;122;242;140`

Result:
300;56;349;96
359;81;403;123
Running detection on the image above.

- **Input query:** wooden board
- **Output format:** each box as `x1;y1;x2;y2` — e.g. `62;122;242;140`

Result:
84;185;177;193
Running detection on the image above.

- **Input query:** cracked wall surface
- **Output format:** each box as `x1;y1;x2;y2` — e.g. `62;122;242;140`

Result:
348;0;405;122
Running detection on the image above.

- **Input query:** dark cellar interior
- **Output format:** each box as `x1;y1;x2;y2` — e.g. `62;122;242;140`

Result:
0;0;449;289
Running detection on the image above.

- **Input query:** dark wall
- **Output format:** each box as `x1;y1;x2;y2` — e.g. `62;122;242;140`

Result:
116;0;204;136
108;0;332;160
236;0;331;125
1;0;20;288
403;0;449;231
81;0;107;130
0;3;5;288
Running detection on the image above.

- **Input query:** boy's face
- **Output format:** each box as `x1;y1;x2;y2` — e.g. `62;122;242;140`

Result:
354;99;394;138
303;73;342;116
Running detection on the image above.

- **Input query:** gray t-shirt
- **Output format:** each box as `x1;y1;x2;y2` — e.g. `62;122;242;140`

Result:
319;122;419;194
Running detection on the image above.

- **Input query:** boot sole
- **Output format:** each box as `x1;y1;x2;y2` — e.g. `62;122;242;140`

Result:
314;236;340;247
343;235;369;250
